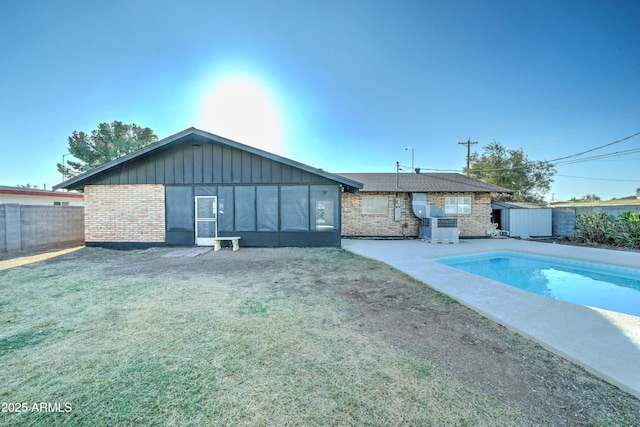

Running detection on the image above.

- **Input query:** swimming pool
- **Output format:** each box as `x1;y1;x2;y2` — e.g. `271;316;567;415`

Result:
434;251;640;317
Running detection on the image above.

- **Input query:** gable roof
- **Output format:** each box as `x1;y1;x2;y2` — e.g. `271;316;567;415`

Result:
53;128;363;191
337;172;513;193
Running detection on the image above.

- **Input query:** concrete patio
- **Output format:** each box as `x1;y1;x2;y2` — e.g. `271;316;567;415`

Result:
342;237;640;399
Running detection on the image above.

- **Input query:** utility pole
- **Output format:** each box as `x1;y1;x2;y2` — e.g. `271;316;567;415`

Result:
405;147;414;172
458;138;478;176
61;153;70;183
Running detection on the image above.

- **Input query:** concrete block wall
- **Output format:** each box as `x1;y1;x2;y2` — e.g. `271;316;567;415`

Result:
341;192;493;238
0;204;84;252
2;204;21;251
552;205;640;237
84;184;165;243
552;208;576;237
20;206;85;250
0;205;4;251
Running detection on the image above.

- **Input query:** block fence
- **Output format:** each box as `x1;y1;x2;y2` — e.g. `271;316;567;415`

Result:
0;204;85;252
552;204;640;237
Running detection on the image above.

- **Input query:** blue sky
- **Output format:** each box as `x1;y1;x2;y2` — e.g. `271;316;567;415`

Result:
1;0;639;201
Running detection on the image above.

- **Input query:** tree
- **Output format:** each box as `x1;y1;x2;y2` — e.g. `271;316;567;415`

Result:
581;194;601;202
466;141;556;203
569;194;601;202
16;183;39;189
57;121;158;178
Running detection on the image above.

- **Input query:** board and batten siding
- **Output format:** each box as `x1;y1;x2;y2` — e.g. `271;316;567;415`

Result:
80;138;344;247
82;142;335;187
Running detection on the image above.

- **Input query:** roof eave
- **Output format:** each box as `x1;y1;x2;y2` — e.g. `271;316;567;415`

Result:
357;189;513;193
53;128;363;191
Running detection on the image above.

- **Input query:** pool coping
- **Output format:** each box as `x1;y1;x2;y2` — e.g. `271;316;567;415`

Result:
342;238;640;400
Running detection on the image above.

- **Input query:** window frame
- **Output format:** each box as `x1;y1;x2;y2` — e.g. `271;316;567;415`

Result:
445;196;472;214
361;195;389;215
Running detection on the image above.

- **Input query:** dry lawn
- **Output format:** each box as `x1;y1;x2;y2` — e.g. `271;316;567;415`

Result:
1;246;639;426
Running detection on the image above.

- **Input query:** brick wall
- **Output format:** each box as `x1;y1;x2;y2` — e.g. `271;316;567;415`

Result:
341;192;419;237
429;192;493;237
341;192;493;238
84;184;165;243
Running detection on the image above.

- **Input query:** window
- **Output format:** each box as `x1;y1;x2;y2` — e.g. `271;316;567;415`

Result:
362;195;388;214
54;201;69;206
257;186;279;231
218;186;234;231
445;196;471;214
311;185;338;231
281;186;309;231
235;186;256;231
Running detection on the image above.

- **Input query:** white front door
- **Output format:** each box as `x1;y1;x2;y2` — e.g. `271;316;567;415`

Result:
195;196;217;246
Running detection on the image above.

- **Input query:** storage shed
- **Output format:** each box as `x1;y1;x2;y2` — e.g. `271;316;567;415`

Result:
491;201;552;237
53;128;362;248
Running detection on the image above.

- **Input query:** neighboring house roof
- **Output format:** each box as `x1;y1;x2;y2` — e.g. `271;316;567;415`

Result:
0;185;84;199
550;197;640;207
53;128;363;192
337;172;513;193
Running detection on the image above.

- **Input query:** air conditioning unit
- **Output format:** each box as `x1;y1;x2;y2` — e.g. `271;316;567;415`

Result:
411;193;459;243
418;217;459;243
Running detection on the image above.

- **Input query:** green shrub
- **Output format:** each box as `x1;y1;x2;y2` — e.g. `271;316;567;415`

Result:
613;211;640;249
573;212;614;245
573;211;640;249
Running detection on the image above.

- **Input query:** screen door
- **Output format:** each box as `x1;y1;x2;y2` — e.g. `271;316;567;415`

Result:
195;196;217;246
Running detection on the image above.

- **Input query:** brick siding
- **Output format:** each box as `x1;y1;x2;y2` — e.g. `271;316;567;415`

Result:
84;184;165;243
341;192;493;237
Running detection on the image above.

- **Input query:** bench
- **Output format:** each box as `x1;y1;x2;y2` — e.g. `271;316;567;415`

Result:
212;237;241;252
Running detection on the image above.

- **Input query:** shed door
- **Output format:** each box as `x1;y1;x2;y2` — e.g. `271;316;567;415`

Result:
195;196;217;246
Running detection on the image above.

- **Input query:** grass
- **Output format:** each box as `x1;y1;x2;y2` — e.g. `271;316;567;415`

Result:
0;247;527;426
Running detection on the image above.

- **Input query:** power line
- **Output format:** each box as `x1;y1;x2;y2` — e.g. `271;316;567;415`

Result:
556;174;640;182
525;106;640;152
419;131;640;174
465;132;640;172
547;131;640;163
553;147;640;166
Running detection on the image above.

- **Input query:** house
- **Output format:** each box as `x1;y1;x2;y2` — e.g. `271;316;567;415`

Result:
0;186;84;206
53;128;362;249
337;172;512;238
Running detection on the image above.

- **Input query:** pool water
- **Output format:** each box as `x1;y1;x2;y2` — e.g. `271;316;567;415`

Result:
434;251;640;317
